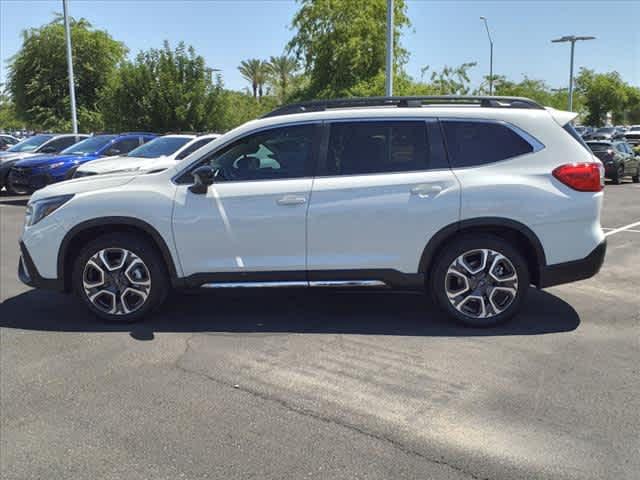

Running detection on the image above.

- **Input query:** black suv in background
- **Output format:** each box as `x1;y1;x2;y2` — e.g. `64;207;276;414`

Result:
586;140;639;184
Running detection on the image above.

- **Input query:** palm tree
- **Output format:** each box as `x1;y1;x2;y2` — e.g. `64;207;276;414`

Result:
267;55;298;102
238;59;269;100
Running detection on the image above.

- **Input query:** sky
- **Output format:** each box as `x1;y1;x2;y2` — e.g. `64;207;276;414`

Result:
1;0;638;93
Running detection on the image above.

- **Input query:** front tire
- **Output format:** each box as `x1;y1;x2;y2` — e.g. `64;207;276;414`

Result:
6;176;32;195
612;165;624;185
632;167;639;183
430;234;530;327
73;233;169;322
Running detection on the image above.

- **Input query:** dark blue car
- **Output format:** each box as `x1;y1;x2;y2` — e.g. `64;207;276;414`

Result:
8;132;156;194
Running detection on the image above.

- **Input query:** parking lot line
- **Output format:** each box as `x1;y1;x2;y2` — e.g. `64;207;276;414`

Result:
604;221;640;237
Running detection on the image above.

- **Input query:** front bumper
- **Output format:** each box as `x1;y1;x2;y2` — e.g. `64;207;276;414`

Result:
9;168;55;191
539;240;607;288
18;241;64;291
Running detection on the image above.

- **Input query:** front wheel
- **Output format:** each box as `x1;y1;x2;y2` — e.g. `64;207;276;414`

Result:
430;234;530;327
6;176;32;195
612;165;624;185
632;167;639;183
73;233;169;322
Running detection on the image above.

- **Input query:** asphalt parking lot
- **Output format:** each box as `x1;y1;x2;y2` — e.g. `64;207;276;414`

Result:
1;183;639;480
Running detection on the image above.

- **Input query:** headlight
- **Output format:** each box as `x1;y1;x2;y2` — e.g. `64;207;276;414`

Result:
48;161;66;170
25;194;74;226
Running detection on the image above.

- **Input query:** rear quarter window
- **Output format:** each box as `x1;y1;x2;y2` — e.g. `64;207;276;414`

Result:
442;121;534;168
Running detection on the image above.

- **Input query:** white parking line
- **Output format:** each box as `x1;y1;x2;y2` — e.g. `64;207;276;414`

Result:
604;221;640;237
603;228;640;233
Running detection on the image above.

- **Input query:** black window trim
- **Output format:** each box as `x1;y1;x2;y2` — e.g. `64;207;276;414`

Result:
314;117;450;179
172;121;323;185
438;117;546;170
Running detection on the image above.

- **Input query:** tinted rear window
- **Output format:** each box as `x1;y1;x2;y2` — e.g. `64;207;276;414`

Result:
563;124;591;152
442;121;533;168
587;143;611;152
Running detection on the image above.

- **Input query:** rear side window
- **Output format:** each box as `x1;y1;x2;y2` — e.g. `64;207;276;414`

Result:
324;122;429;176
45;136;84;152
442;121;534;168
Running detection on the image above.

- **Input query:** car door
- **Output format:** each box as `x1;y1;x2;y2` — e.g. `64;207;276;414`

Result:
172;123;319;278
307;119;460;278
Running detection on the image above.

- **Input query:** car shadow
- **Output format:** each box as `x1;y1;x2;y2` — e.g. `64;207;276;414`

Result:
0;198;28;206
0;287;580;340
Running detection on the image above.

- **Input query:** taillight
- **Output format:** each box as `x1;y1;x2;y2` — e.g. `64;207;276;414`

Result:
552;163;604;192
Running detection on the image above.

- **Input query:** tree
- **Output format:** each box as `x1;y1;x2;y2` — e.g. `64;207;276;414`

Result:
100;41;220;132
575;68;627;126
288;0;410;98
7;15;126;131
267;55;298;102
424;62;477;95
238;59;269;100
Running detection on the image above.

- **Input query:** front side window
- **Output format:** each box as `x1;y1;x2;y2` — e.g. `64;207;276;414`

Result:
109;137;142;155
324;122;429;176
180;125;315;183
442;121;534;168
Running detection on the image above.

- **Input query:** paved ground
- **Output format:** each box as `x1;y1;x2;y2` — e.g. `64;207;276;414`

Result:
1;182;639;480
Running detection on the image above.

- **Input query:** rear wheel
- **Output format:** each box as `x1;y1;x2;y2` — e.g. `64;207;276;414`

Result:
632;167;639;183
73;233;169;322
430;234;530;327
612;165;624;185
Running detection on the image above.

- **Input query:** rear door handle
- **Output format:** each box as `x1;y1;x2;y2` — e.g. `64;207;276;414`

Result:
410;184;443;197
277;195;307;206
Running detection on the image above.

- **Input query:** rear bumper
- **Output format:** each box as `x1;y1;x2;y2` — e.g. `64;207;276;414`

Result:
18;241;64;291
539;240;606;288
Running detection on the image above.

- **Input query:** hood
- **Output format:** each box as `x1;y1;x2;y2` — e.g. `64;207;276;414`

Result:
77;155;177;175
29;173;138;203
16;153;89;168
0;152;38;164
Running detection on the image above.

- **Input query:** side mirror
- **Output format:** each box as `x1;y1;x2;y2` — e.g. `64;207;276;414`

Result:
106;148;121;156
189;165;215;194
40;146;57;153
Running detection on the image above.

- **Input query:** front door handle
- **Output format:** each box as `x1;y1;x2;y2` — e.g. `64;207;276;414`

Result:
277;195;307;206
410;184;443;197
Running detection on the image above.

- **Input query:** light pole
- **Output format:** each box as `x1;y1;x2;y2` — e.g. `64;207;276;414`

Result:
385;0;394;96
62;0;78;134
551;35;595;112
480;16;493;95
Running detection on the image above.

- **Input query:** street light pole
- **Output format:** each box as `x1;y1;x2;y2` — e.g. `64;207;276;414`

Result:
385;0;394;97
480;17;494;95
62;0;78;134
551;35;595;112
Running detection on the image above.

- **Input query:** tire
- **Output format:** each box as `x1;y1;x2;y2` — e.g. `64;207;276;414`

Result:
632;167;639;183
72;233;170;322
429;234;530;327
612;165;624;185
6;175;32;195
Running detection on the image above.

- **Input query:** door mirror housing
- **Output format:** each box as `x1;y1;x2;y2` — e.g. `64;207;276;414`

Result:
106;148;121;156
189;165;215;194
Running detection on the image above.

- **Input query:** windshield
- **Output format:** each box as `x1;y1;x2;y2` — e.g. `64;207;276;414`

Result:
587;143;612;152
61;135;116;155
127;136;192;158
7;134;54;152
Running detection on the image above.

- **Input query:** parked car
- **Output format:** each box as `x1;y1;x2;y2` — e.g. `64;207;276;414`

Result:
17;96;606;327
73;133;220;178
623;125;640;146
574;126;592;138
586;140;639;184
585;127;625;141
7;132;156;194
1;134;88;194
0;134;19;151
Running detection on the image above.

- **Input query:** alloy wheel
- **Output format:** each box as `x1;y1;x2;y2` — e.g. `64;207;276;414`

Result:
82;248;151;315
444;249;518;319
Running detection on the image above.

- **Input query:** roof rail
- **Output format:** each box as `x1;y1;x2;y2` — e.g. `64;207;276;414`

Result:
262;95;545;118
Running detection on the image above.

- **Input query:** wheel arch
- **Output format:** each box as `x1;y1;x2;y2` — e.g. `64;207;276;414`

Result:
419;217;547;287
58;216;179;292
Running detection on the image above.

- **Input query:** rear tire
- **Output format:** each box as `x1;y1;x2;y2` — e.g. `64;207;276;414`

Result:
73;233;170;322
430;234;530;327
632;167;639;183
612;165;624;185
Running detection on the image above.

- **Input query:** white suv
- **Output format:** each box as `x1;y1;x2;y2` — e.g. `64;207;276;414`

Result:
18;96;606;327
